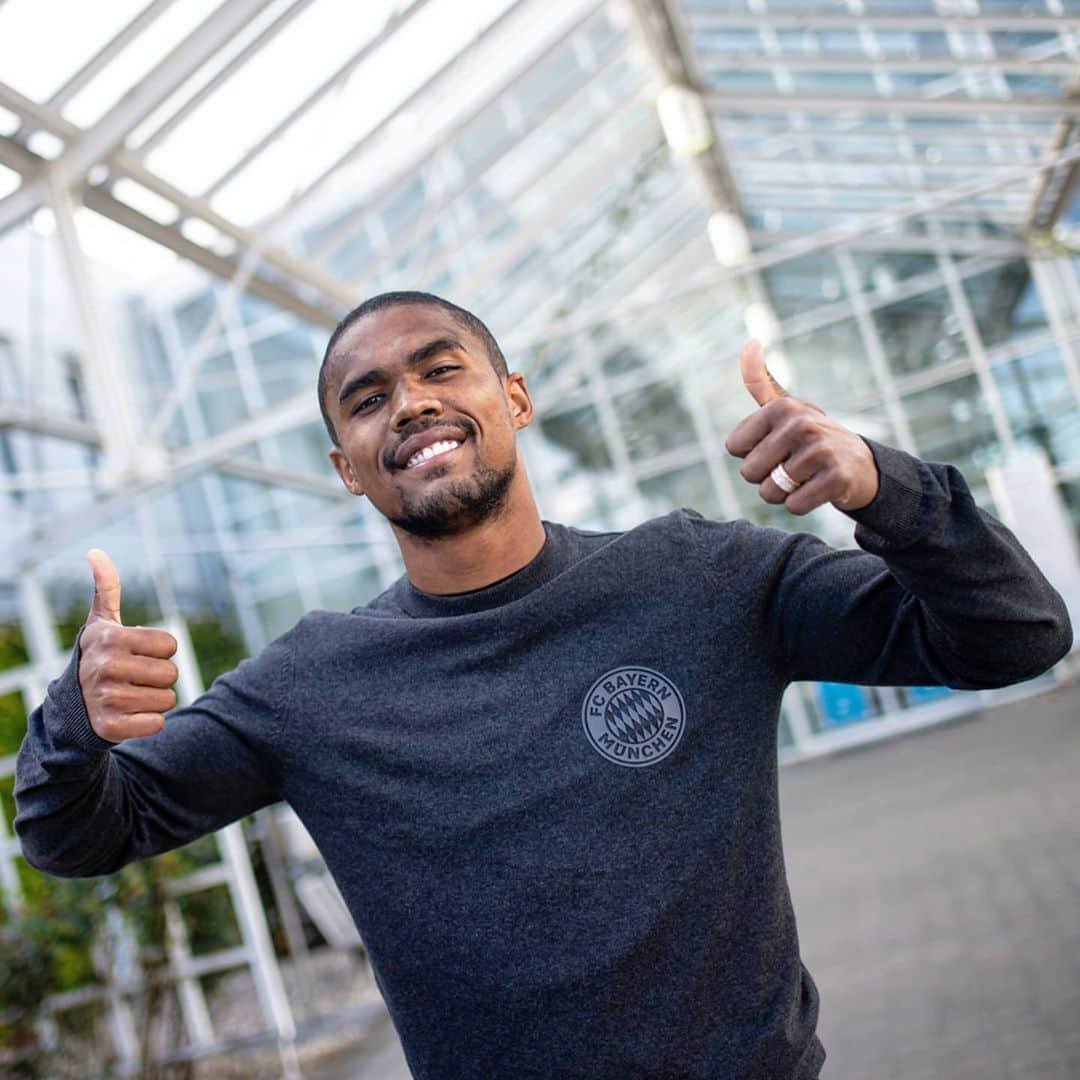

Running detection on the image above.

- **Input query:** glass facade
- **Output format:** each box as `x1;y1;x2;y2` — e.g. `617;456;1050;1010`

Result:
1;0;1078;753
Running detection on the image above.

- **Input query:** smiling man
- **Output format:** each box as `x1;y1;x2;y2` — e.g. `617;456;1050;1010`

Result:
14;291;1072;1080
319;295;545;593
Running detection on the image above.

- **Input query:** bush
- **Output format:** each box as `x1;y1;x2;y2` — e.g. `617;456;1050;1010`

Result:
0;606;251;1074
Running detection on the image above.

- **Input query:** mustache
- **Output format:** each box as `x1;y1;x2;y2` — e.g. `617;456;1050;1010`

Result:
384;417;476;470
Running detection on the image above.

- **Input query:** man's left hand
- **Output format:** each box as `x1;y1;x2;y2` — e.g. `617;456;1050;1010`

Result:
724;340;880;516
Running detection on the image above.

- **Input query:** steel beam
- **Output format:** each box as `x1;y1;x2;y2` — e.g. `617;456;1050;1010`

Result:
249;0;536;242
0;129;344;327
0;404;101;445
349;57;645;293
684;13;1080;33
0;82;358;309
626;0;746;216
734;153;1036;171
53;0;275;188
81;183;341;329
136;0;321;154
315;2;614;267
47;0;182;111
0;469;97;494
50;169;148;484
498;140;1080;349
698;55;1079;77
201;0;436;199
705;91;1080;117
0;173;47;235
745;230;1026;257
1025;100;1080;233
0;402;341;498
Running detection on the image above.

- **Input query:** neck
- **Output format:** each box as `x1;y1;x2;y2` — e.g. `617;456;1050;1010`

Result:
393;465;546;595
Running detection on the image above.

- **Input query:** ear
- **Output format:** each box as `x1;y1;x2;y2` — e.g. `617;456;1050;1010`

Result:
505;372;534;430
329;447;365;496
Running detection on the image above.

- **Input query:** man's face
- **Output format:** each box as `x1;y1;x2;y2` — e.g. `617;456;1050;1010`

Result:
324;304;533;538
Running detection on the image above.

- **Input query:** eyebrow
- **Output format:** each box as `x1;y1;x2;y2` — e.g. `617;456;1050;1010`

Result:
336;337;465;407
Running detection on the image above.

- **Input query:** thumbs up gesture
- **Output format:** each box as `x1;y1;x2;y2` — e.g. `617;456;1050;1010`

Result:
724;341;879;516
77;550;179;743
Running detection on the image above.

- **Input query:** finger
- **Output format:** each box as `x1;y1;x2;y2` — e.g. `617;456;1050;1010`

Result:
87;548;122;624
106;684;178;714
740;424;803;484
740;340;787;406
102;655;179;689
745;428;834;485
757;453;819;504
724;394;795;459
115;713;167;741
121;626;179;660
780;471;836;517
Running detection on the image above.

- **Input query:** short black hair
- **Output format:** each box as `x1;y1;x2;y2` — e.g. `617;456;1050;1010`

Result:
317;291;508;447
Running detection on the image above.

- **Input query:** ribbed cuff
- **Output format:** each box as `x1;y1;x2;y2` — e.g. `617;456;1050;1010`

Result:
841;438;940;552
48;628;116;755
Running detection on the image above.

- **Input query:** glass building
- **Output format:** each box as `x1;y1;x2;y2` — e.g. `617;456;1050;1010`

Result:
0;0;1078;1067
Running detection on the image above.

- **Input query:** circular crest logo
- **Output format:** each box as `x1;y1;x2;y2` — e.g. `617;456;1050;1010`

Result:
581;666;686;768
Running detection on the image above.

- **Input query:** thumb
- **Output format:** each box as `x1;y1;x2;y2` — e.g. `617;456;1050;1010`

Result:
740;340;787;406
87;549;122;624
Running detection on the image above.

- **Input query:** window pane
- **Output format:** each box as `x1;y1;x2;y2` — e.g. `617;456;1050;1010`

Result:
903;374;1003;490
784;318;878;405
992;347;1080;467
762;252;844;320
962;260;1049;348
614;380;698;463
538;403;613;471
639;461;721;518
873;286;964;377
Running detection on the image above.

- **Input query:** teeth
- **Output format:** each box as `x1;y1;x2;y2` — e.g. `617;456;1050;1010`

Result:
406;439;460;469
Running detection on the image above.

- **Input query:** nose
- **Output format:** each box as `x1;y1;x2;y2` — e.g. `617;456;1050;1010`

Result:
390;379;443;432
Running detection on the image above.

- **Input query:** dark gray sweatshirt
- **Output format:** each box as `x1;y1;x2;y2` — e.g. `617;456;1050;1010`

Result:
14;440;1072;1079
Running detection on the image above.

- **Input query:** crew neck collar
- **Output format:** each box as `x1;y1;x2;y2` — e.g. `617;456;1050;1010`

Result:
392;521;564;618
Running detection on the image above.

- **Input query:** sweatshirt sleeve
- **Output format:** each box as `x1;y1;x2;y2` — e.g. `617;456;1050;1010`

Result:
13;628;295;879
710;438;1072;689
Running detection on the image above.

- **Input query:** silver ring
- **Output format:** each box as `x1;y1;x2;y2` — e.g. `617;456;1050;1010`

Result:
770;462;801;494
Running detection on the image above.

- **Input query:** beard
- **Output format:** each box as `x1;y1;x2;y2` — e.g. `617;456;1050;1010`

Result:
388;453;517;539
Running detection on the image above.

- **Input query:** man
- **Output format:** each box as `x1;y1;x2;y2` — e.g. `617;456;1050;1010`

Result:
15;291;1072;1079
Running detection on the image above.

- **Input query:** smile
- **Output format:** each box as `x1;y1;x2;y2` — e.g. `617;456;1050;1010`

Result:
405;439;461;470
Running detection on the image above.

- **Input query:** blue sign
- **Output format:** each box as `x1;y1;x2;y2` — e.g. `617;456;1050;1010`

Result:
906;685;952;705
817;682;869;726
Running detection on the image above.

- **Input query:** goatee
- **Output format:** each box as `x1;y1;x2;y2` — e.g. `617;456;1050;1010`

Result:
389;456;517;539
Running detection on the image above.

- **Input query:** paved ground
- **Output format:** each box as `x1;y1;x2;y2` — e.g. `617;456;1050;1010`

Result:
311;679;1080;1079
784;679;1080;1080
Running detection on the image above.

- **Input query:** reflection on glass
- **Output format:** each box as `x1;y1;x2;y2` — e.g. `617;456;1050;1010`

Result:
249;329;317;407
783;319;878;406
872;285;963;377
1058;479;1080;545
848;252;937;297
175;290;219;347
538;403;613;471
761;251;844;320
638;461;721;519
992;348;1080;467
902;374;1002;489
962;260;1049;349
614;380;698;462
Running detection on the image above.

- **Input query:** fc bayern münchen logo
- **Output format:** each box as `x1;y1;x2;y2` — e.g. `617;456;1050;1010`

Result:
581;666;686;768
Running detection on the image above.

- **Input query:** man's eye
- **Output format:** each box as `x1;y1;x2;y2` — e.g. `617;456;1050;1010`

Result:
353;394;383;414
428;364;458;377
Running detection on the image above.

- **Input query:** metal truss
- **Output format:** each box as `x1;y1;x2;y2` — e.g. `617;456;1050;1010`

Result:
682;12;1080;33
704;92;1080;118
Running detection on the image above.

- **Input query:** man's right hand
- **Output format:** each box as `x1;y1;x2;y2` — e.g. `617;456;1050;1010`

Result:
78;549;179;744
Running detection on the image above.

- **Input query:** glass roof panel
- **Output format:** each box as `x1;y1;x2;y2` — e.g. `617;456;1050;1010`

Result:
60;0;224;127
142;0;407;196
0;0;150;101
